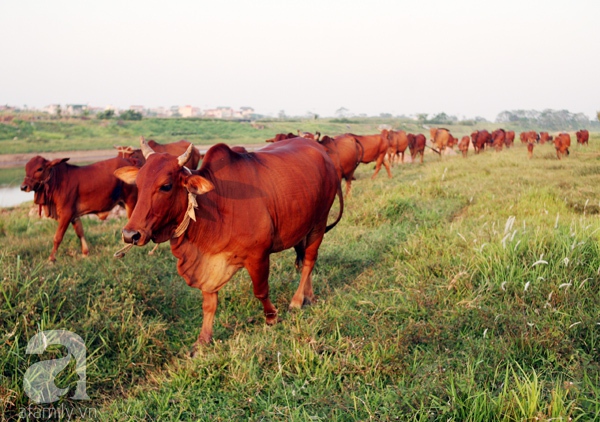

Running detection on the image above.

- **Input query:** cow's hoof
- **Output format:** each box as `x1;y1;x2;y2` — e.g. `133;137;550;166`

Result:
265;313;279;325
189;342;205;358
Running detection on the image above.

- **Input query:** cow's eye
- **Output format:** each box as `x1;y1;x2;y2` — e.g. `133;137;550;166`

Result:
37;167;43;172
160;183;172;192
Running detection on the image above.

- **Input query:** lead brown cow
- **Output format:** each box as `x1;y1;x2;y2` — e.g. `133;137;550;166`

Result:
115;138;343;353
21;156;138;262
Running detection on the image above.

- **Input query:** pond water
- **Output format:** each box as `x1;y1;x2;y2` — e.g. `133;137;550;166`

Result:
0;186;34;208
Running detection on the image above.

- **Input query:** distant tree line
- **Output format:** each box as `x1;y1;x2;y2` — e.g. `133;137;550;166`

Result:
495;109;589;130
96;109;142;121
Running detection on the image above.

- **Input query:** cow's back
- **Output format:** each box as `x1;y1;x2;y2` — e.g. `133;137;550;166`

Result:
198;140;339;252
70;157;134;214
350;134;386;163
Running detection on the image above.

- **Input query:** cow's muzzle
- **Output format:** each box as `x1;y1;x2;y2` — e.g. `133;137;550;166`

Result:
20;184;29;192
122;229;142;245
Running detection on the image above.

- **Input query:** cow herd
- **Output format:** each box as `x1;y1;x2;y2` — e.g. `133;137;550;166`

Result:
19;126;591;352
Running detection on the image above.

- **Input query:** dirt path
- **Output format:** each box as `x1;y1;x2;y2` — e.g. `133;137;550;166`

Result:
0;143;266;168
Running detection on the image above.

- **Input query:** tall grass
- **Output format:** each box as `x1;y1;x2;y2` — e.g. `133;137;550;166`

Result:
1;135;599;420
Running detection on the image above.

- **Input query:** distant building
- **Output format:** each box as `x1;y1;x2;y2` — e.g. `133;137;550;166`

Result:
203;106;236;119
65;104;88;116
179;105;202;118
240;107;254;118
44;104;61;115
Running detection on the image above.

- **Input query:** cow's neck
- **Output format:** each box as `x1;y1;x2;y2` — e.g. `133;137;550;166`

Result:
168;191;240;291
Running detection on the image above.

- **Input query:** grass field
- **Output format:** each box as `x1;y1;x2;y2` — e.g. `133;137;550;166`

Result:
0;115;551;156
1;134;600;420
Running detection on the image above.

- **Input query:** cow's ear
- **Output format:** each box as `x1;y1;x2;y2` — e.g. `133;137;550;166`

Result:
114;166;139;184
48;158;69;167
185;175;214;195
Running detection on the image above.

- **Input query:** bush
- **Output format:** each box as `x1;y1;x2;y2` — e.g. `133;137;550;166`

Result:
119;110;143;121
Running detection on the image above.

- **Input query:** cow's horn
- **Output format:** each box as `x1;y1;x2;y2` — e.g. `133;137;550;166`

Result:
140;136;155;159
177;144;193;167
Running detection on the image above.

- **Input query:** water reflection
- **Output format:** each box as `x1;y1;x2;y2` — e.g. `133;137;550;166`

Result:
0;186;34;208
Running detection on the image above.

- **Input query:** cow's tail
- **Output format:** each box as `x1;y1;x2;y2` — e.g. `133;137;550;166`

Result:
354;138;365;165
325;182;344;233
425;143;441;155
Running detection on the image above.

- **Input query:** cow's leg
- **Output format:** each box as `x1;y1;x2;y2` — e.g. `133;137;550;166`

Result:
49;216;72;262
294;241;306;271
420;152;424;164
400;151;405;164
290;233;323;309
383;155;392;178
71;218;89;257
371;155;383;179
372;154;392;179
246;256;278;326
194;291;218;350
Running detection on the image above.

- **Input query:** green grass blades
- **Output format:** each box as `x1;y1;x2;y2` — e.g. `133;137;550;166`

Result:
1;134;600;420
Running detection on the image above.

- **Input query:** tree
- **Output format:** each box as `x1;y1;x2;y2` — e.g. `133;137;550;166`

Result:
278;110;286;120
119;110;143;121
335;107;349;118
97;109;115;120
597;111;600;122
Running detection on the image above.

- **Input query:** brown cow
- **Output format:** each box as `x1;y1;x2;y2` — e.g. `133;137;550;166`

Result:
407;133;427;163
539;132;552;144
429;128;451;157
576;129;589;145
297;130;320;141
470;130;492;154
491;129;506;152
115;138;342;353
115;139;201;169
265;133;296;143
505;130;515;148
519;131;539;145
554;133;571;159
527;139;535;159
347;132;392;179
21;156;138;261
386;130;409;166
319;135;363;196
458;136;470;158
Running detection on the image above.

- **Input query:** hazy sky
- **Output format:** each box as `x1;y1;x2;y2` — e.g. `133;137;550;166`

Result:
1;0;598;121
